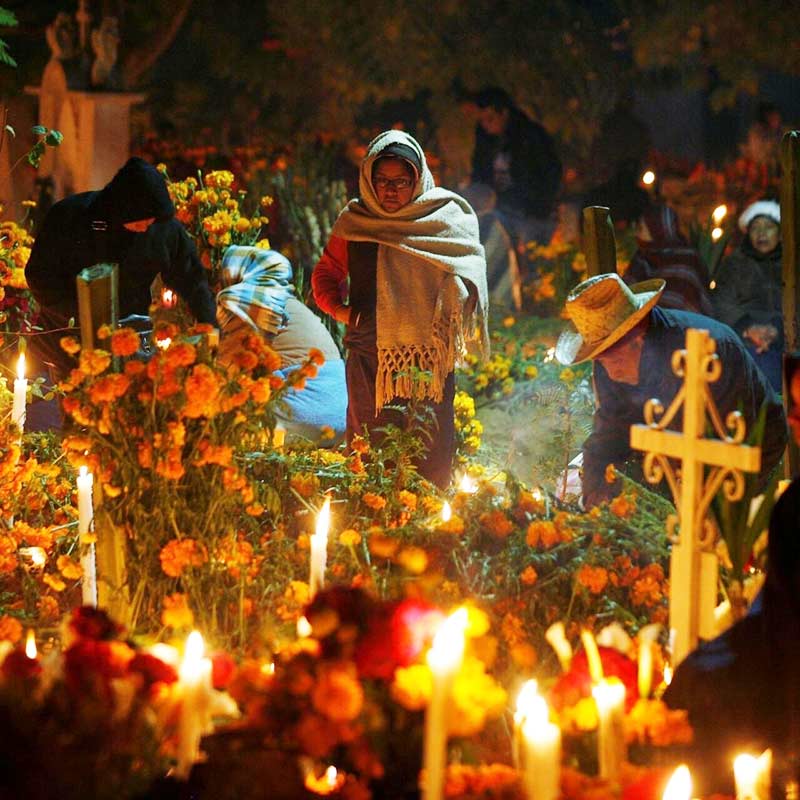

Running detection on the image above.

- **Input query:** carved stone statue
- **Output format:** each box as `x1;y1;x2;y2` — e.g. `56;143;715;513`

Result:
90;17;120;89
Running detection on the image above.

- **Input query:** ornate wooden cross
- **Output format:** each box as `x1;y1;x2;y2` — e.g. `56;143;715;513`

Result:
630;328;762;665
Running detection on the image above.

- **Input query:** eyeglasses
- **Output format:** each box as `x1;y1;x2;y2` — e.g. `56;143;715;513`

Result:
373;176;413;190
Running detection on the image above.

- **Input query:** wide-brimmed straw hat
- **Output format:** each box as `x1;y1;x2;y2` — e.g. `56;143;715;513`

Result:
555;273;665;365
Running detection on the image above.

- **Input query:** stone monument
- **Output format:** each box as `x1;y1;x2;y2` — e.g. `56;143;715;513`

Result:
26;1;144;199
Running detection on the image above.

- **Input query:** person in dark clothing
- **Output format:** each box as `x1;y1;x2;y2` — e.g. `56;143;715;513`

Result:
556;273;787;508
623;204;713;316
712;199;783;392
25;157;216;380
471;87;562;248
312;130;488;489
581;158;650;229
664;477;800;795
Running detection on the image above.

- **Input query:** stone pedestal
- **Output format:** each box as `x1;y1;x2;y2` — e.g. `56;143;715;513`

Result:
26;59;144;197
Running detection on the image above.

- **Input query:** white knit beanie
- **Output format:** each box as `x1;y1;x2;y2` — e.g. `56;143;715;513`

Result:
738;200;780;232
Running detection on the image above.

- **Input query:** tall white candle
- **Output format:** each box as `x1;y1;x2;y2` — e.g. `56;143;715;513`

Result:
423;607;468;800
77;466;97;607
309;496;330;597
734;751;772;800
11;353;27;435
516;682;561;800
592;679;626;784
176;630;213;780
581;628;604;683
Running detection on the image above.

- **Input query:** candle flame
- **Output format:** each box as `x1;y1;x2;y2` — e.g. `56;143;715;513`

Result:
711;226;724;242
325;766;338;787
162;288;175;306
180;630;205;680
642;170;656;186
297;616;312;638
156;337;172;350
316;496;331;540
662;664;673;686
79;465;88;478
459;473;476;493
25;629;37;659
712;204;727;224
515;679;549;727
427;607;468;672
16;353;25;380
441;501;452;522
261;660;276;675
21;546;47;569
662;765;691;800
544;346;556;363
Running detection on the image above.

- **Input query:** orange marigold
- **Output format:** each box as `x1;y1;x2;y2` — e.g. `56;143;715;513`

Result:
479;509;513;539
609;493;636;518
311;664;364;722
520;565;538;586
159;538;208;577
110;328;141;357
60;336;81;356
576;564;609;594
88;373;131;404
161;592;195;628
526;520;559;548
0;615;22;643
164;341;197;369
361;492;386;511
80;349;112;376
57;554;82;580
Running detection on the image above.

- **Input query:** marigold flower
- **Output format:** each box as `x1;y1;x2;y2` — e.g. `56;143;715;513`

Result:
397;546;428;574
605;463;618;484
161;592;195;628
0;615;22;643
110;328;141;357
36;595;59;621
520;565;538;585
339;529;361;547
57;554;82;580
88;373;131;405
159;538;208;578
80;349;112;376
43;573;66;592
526;520;559;548
609;493;636;518
311;664;364;722
391;664;432;710
60;336;81;356
361;492;386;511
479;509;513;539
577;564;609;594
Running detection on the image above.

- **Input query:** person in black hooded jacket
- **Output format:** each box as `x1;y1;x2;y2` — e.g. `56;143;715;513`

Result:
25;157;216;378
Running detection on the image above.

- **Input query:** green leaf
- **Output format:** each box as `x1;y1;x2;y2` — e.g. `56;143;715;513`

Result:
0;42;16;68
45;129;63;147
0;8;18;27
26;141;45;168
31;125;46;136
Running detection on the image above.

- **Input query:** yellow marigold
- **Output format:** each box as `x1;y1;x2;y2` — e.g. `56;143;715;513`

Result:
577;564;609;594
194;441;233;467
525;365;539;379
159;538;208;578
626;698;693;747
391;664;432;710
562;696;599;732
60;336;81;356
559;367;576;383
397;489;417;510
361;492;386;511
397;546;428;574
289;472;319;498
43;573;66;592
338;529;361;547
311;664;364;722
249;377;272;404
368;530;398;559
449;656;508;737
604;463;618;484
57;554;82;580
502;316;516;327
161;592;195;629
520;565;538;585
609;493;636;518
80;349;112;376
479;509;513;539
438;514;465;535
36;595;59;621
510;642;538;669
110;328;141;357
284;579;311;608
0;615;22;643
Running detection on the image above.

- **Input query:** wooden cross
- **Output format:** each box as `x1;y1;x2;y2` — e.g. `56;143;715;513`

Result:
582;206;617;278
630;328;762;665
77;263;129;623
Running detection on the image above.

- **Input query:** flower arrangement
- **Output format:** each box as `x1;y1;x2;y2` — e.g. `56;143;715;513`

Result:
160;166;272;288
0;215;37;342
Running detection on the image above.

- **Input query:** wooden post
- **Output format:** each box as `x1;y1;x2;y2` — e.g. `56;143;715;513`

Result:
76;263;129;623
630;329;762;665
582;206;617;277
781;131;800;476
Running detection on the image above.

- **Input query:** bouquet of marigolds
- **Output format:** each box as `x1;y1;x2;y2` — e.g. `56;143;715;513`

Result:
160;166;272;289
0;216;37;341
58;322;324;644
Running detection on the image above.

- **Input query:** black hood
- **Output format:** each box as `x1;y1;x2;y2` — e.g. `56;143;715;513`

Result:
91;157;175;227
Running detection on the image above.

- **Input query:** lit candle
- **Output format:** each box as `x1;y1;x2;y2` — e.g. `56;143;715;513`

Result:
309;496;330;598
297;615;312;638
25;629;37;660
423;607;468;800
441;501;452;523
12;353;27;435
77;466;97;607
580;628;604;683
662;765;692;800
637;624;661;700
161;288;176;308
712;204;728;224
545;622;573;672
592;678;626;784
734;751;772;800
176;630;213;780
458;473;476;494
516;681;561;800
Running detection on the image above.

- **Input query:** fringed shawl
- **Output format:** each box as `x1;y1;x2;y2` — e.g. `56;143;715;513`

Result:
332;130;489;409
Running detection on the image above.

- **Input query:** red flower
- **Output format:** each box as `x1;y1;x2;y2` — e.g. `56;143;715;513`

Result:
68;606;123;641
550;646;639;711
64;639;132;696
1;649;42;682
210;651;236;690
128;652;178;688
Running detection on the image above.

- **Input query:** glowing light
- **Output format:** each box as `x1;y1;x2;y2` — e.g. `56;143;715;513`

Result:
662;765;692;800
261;661;276;675
459;473;477;494
161;288;176;308
19;546;47;570
712;204;728;224
297;616;312;638
325;766;338;788
316;496;331;540
514;680;547;726
544;347;556;363
709;280;717;290
711;226;724;241
16;353;25;380
156;337;172;350
642;170;656;186
25;629;37;659
427;607;468;673
441;501;452;522
662;664;673;686
180;630;205;681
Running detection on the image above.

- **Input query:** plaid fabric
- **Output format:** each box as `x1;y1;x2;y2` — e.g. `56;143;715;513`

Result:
217;246;293;335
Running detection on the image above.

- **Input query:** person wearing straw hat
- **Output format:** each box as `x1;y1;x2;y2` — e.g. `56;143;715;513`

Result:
556;273;787;508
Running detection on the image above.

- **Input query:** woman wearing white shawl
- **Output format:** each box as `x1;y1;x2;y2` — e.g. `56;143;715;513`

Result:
312;130;489;487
